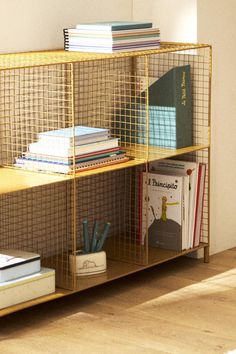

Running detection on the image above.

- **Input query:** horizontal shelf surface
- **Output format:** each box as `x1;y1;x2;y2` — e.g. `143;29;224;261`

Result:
75;243;208;291
0;145;209;194
0;167;71;195
0;42;211;70
0;243;208;317
126;144;209;162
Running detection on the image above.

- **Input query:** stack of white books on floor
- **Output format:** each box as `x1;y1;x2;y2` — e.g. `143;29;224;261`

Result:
0;249;55;309
15;125;129;174
64;21;160;53
140;159;206;251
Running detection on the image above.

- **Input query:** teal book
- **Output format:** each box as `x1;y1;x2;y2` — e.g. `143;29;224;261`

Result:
135;105;177;148
75;21;153;32
143;64;193;148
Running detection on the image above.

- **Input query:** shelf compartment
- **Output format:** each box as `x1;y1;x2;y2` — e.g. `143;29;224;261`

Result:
0;45;210;174
0;143;208;195
0;242;208;317
74;243;209;291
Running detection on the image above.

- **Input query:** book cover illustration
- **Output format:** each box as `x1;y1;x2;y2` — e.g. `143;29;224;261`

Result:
142;172;183;251
150;159;199;248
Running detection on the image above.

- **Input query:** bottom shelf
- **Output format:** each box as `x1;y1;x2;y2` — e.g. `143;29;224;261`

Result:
0;243;208;317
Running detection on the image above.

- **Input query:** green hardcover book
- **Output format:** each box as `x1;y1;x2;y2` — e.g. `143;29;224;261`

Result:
113;65;192;149
145;64;193;148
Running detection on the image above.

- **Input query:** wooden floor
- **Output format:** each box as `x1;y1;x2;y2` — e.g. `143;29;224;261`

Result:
0;248;236;354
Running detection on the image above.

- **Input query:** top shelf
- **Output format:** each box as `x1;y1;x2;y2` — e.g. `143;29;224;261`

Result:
0;42;211;70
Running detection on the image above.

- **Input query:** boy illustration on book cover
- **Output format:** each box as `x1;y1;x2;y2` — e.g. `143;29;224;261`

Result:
142;173;183;251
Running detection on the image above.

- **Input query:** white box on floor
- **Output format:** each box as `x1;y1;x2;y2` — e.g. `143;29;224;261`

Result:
0;249;41;282
0;267;55;309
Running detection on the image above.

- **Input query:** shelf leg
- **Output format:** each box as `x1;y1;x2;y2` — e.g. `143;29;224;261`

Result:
204;246;210;263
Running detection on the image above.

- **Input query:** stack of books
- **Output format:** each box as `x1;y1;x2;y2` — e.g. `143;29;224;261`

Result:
140;159;206;251
0;249;55;309
64;21;160;53
15;125;129;174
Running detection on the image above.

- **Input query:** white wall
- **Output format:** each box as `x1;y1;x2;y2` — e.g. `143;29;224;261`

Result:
0;0;133;53
198;0;236;254
132;0;197;42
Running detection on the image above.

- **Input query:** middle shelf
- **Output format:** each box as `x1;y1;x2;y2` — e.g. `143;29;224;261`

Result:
0;144;209;195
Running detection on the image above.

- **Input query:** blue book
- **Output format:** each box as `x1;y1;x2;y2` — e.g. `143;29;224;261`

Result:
75;21;153;32
38;126;109;146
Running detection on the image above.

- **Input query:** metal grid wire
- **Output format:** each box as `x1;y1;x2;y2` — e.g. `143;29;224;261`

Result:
0;64;73;168
0;181;73;289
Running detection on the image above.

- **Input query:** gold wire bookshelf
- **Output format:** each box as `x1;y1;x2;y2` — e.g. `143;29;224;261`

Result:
0;42;211;316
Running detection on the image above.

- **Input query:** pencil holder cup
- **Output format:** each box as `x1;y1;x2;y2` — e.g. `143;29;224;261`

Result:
69;250;107;276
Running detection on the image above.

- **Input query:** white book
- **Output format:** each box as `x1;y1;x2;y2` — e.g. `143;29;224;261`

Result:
0;267;55;310
28;138;119;158
65;44;160;53
150;159;199;248
141;172;184;251
193;163;206;247
180;175;190;250
0;249;40;282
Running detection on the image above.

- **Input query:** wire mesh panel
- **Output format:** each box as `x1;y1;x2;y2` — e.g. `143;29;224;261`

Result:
0;63;73;169
0;180;73;289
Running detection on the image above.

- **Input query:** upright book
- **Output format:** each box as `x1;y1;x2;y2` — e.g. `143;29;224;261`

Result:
141;172;184;251
150;159;199;248
140;65;193;148
0;249;41;282
193;163;206;247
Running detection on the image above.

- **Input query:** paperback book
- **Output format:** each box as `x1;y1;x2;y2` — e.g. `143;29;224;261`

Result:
150;159;199;248
193;163;206;247
28;138;120;158
15;153;128;174
38;126;109;146
64;21;160;53
141;172;184;251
